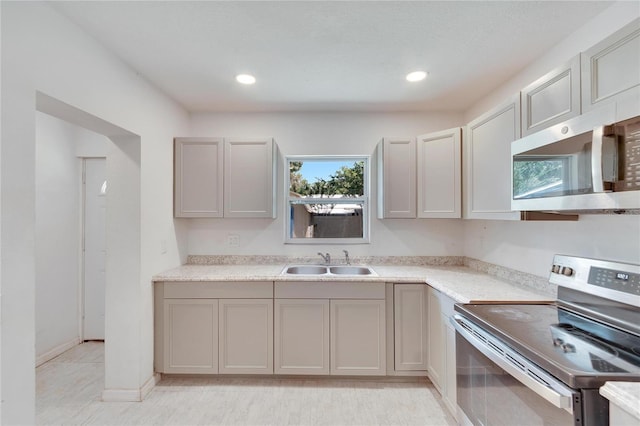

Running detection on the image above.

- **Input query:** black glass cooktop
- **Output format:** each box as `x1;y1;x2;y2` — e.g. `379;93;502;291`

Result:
455;303;640;388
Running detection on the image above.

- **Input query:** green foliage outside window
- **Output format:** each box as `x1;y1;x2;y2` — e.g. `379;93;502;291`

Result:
290;161;364;197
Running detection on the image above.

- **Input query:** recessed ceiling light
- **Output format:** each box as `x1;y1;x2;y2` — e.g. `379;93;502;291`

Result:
236;74;256;85
406;71;427;82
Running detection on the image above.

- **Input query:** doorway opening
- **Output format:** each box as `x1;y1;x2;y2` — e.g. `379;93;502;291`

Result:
82;158;106;342
34;92;141;402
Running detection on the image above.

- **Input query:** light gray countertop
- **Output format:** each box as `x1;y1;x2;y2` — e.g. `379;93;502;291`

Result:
600;382;640;420
153;263;553;303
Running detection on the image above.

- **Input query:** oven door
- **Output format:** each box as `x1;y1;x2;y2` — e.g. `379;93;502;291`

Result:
452;314;581;426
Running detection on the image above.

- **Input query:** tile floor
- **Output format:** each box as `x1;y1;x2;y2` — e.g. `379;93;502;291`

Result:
36;342;456;425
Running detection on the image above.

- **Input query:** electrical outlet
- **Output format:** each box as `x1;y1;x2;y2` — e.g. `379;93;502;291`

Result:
227;234;240;247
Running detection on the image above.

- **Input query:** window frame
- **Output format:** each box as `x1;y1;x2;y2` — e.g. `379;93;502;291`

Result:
285;155;370;245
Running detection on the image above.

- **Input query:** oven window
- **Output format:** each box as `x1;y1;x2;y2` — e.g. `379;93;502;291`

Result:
456;334;575;425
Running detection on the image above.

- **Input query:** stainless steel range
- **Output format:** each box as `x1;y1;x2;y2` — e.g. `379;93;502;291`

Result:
452;255;640;426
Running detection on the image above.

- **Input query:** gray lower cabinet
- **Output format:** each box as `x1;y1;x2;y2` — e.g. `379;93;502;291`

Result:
274;299;330;375
330;299;386;375
163;299;219;374
393;284;428;371
156;281;405;378
275;281;387;376
154;281;273;375
218;299;273;374
427;286;457;419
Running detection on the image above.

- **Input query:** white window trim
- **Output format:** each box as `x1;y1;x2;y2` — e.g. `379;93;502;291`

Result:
285;155;370;245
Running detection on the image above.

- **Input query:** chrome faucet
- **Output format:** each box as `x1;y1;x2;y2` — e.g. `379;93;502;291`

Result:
343;250;351;265
317;252;331;265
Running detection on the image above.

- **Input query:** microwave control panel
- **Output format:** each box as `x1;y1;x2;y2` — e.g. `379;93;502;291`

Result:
615;116;640;191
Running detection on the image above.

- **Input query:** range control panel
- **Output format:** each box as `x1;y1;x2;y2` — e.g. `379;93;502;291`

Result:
588;267;640;296
550;255;640;301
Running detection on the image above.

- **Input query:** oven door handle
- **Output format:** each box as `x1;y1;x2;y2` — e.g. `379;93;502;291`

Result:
452;314;576;414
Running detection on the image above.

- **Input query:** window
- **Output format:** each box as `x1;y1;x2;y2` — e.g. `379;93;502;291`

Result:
286;156;370;244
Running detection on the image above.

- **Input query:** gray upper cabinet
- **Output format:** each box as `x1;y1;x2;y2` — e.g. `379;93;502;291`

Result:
417;128;462;218
464;94;521;220
521;55;581;136
377;138;417;218
174;137;276;218
174;137;224;218
224;138;276;218
581;18;640;120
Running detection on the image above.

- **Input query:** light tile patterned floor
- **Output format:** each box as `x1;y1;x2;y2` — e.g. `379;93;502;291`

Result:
36;342;455;425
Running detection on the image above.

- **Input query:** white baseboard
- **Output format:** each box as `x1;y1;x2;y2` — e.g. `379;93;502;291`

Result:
141;373;161;400
36;337;82;367
102;373;160;402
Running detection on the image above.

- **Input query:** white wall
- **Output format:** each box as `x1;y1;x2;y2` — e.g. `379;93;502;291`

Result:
464;216;640;278
462;2;640;278
1;2;189;422
188;111;465;256
35;112;82;361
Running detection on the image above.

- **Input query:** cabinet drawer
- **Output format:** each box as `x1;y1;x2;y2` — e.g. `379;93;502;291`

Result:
164;281;273;299
275;281;385;299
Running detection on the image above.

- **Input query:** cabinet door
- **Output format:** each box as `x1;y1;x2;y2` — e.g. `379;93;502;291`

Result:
443;319;457;417
521;55;581;136
417;128;462;218
174;138;224;218
163;299;218;374
224;138;276;218
427;287;445;391
394;284;428;371
274;299;330;375
581;18;640;120
219;299;273;374
377;138;416;218
330;299;386;375
464;94;521;220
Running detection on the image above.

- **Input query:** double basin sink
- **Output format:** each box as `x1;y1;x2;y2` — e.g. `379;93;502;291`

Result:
282;265;377;276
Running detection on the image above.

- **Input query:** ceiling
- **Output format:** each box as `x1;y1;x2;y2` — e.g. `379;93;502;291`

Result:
51;1;613;113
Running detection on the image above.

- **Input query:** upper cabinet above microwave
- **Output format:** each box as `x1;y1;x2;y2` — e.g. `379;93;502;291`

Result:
581;18;640;121
521;55;581;137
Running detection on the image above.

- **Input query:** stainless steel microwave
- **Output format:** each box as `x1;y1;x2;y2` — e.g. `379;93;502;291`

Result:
511;105;640;212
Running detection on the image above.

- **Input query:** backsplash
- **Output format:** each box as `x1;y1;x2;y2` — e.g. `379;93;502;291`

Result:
464;258;555;297
186;254;465;266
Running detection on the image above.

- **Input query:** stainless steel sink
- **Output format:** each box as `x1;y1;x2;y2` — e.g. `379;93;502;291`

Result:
328;266;374;275
284;265;328;275
282;265;376;276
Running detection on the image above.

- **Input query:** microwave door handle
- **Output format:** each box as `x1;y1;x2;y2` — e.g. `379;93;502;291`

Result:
591;125;605;193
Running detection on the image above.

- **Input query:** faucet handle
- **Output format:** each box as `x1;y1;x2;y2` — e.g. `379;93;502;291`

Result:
343;250;350;265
